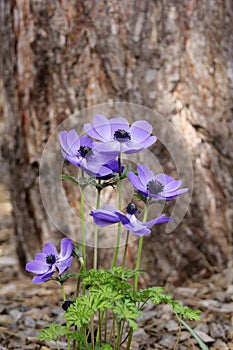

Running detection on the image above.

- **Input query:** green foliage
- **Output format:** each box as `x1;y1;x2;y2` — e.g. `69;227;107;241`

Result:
38;323;83;342
80;268;140;294
38;267;201;349
38;323;66;341
113;299;142;330
49;272;77;283
171;301;201;320
61;165;132;193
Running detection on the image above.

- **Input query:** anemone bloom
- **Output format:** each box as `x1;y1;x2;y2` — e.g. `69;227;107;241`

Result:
90;203;172;236
25;238;73;284
59;130;116;177
128;164;189;201
84;114;157;156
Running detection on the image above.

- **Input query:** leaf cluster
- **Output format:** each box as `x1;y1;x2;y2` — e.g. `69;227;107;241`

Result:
61;165;132;192
39;267;200;348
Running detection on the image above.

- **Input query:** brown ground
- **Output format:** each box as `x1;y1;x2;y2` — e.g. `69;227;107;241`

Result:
0;183;233;350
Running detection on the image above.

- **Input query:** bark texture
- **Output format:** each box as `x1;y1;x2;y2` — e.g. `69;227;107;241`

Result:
0;0;232;284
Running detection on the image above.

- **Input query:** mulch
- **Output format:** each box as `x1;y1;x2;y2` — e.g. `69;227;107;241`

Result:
0;184;233;350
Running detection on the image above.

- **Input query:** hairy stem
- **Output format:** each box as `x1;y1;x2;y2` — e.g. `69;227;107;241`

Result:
112;155;122;268
126;328;133;350
61;282;66;301
94;188;101;269
80;186;86;272
134;203;149;291
122;230;130;268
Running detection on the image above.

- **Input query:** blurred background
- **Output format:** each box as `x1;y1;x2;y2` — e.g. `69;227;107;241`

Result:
0;0;232;287
0;1;233;349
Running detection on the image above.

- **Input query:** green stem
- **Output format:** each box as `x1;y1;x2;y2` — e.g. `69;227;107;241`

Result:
94;188;101;269
111;155;123;268
116;322;122;350
96;309;103;346
110;313;116;347
104;309;108;343
126;328;133;350
122;230;129;268
120;320;125;344
90;316;95;349
80;185;86;272
61;282;66;301
75;257;84;298
134;203;149;291
178;318;209;350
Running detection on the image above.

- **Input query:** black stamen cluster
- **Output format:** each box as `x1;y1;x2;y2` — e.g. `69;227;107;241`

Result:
62;300;74;311
46;254;56;265
79;146;91;158
147;180;164;194
113;129;131;142
126;203;138;215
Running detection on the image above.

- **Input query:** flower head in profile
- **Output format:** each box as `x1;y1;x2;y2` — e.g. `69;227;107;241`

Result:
84;114;157;156
128;164;188;201
25;238;73;284
90;203;172;236
59;130;116;177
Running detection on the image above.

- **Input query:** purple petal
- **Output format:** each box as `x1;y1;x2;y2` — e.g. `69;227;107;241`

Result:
32;270;55;284
120;141;144;154
114;211;131;225
25;260;50;274
93;141;121;156
59;131;69;153
129;120;153;143
163;180;182;192
124;216;151;236
145;214;173;227
42;242;58;256
128;171;148;195
137;164;154;185
62;151;81;167
66;130;80;151
155;174;174;185
84;115;112;141
79;136;93;148
109;117;129;134
59;238;73;260
34;253;47;261
91;206;120;226
59;130;80;156
164;188;189;197
80;156;116;177
177;188;189;194
138;135;157;149
56;256;73;274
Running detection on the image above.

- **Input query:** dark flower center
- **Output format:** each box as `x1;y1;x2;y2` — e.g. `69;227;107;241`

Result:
147;180;164;194
62;300;73;311
126;203;138;215
113;129;131;143
46;254;56;265
79;146;91;158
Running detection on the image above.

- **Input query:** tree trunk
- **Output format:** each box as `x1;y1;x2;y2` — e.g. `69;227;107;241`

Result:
0;0;232;284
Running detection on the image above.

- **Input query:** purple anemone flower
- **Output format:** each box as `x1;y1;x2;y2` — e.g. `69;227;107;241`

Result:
90;203;172;236
25;238;73;284
98;159;124;180
128;164;189;201
59;130;116;177
84;114;157;156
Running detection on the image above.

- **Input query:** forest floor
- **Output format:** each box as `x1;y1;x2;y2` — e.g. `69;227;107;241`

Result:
0;182;233;350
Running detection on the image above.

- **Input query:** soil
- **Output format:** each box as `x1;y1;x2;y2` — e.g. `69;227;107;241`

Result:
0;183;233;350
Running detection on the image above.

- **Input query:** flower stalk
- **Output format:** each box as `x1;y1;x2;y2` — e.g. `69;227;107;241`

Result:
80;185;86;272
134;203;149;291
